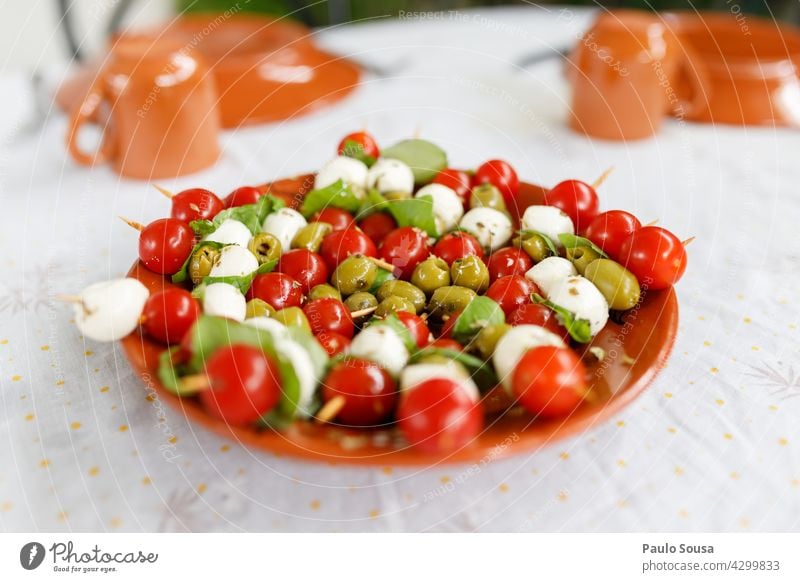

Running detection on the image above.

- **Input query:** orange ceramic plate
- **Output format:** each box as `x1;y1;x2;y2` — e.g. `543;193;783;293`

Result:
121;180;678;465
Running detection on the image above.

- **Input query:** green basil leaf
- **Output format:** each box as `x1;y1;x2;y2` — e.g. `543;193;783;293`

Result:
171;240;229;285
356;188;390;219
156;347;198;396
409;347;498;391
381;138;447;184
369;266;396;293
558;233;608;259
201;259;276;294
451;296;505;344
284;325;329;380
191;193;284;237
517;229;559;256
369;313;418;353
385;195;439;237
339;139;377;167
300;179;363;218
532;293;593;343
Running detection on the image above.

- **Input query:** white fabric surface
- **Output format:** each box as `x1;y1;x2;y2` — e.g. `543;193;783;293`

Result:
1;6;798;532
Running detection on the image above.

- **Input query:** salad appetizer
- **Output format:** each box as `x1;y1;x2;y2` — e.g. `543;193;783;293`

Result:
67;131;688;455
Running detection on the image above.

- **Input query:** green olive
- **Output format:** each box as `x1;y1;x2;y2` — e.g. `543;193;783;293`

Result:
375;296;416;318
376;280;425;313
344;292;378;323
332;255;378;296
383;190;411;201
291;222;331;253
188;244;221;285
248;232;282;265
469;183;507;212
411;256;451;296
308;283;341;301
450;255;490;293
473;323;512;359
272;307;310;331
513;232;554;263
428;285;477;318
245;298;276;319
584;259;641;311
566;246;604;275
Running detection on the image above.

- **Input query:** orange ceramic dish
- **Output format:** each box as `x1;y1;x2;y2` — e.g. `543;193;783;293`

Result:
120;179;678;466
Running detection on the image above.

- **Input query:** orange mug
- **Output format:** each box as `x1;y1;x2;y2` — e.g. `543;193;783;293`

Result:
67;36;221;179
567;10;708;140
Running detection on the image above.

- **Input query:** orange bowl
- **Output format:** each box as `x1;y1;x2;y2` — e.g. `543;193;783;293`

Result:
121;179;678;465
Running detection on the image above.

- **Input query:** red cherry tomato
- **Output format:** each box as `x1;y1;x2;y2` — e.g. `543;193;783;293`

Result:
223;186;262;208
337;131;380;160
379;226;430;280
487;247;534;282
322;358;397;426
438;310;461;339
277;249;329;294
474;159;519;205
544;179;600;233
138;218;195;275
303;298;355;339
396;311;431;348
397;378;483;454
485;275;537;316
512;346;587;418
312;207;355;231
199;344;282;425
319;227;377;270
170;188;223;223
432;168;472;208
248;272;304;309
584;210;642;260
430;338;464;352
141;288;201;344
507;304;568;339
432;231;484;265
619;226;687;290
316;331;351;356
358;212;396;246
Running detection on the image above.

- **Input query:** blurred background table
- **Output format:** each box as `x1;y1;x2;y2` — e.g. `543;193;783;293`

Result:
1;4;799;532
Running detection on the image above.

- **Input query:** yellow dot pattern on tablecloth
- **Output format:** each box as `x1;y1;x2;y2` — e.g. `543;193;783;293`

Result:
310;500;321;510
118;425;128;433
142;477;151;486
499;483;509;493
70;422;81;430
369;509;380;519
25;414;34;421
11;375;21;382
559;451;570;460
39;459;50;468
674;467;684;476
196;483;207;494
724;433;733;440
779;438;789;446
40;345;49;351
88;467;99;477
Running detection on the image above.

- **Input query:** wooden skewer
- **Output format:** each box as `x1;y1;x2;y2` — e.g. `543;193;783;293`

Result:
119;216;144;232
643;219;659;227
315;395;346;425
412;124;422;139
591;166;614;189
55;294;83;304
350;306;378;318
154;184;174;199
367;256;397;272
180;374;211;393
681;236;696;247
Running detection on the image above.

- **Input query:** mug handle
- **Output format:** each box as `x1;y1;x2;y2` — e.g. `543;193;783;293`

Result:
66;84;115;166
670;44;710;119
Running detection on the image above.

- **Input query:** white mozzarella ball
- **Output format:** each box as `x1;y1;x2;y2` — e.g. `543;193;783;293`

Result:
244;317;288;338
525;257;578;297
459;207;513;251
202;283;246;322
73;278;149;342
348;325;410;377
547;275;609;337
492;324;566;390
367;158;414;195
314;156;369;190
203;219;252;248
209;245;259;278
261;207;308;254
400;362;479;402
274;339;318;417
415;183;464;235
521;206;574;248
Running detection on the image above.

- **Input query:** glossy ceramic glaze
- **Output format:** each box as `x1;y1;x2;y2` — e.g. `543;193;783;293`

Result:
66;36;221;179
667;11;800;127
58;14;360;129
120;179;679;465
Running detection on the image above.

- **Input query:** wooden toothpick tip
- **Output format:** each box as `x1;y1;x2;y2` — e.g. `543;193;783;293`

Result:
591;166;615;189
350;306;378;318
643;219;659;227
119;216;145;232
367;256;397;273
315;395;346;425
681;236;696;247
180;374;211;393
153;184;174;199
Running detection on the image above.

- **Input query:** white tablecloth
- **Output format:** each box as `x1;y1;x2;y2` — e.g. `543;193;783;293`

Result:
1;6;798;532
